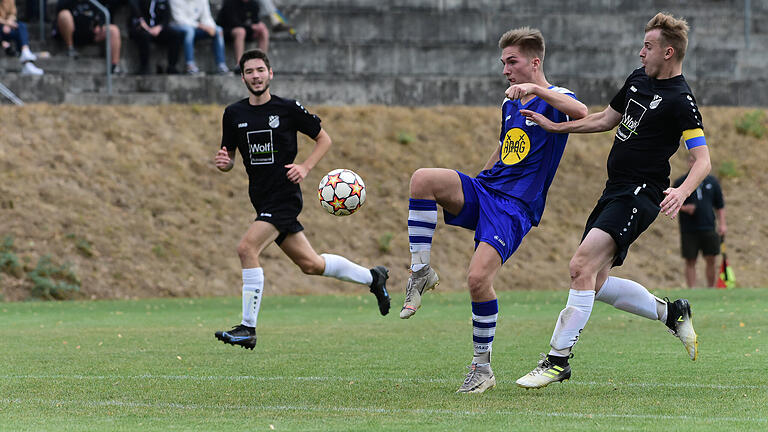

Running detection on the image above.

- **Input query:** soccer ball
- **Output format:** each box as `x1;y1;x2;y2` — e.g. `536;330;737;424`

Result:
317;169;366;216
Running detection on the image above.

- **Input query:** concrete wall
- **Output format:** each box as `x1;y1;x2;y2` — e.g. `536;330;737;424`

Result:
2;0;767;105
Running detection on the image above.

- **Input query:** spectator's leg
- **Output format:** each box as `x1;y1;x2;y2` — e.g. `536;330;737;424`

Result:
684;258;697;288
703;255;717;288
231;27;246;66
57;9;75;49
161;28;183;73
251;22;269;53
181;25;199;70
94;25;122;67
212;25;227;70
131;26;152;74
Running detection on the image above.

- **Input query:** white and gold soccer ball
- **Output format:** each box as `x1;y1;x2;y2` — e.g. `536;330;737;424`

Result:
317;169;366;216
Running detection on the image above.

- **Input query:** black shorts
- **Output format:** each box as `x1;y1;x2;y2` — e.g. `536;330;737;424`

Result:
582;183;660;267
223;26;262;42
680;230;721;259
252;198;304;246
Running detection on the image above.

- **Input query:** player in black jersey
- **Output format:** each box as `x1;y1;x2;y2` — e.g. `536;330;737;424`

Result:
516;13;708;388
213;49;391;350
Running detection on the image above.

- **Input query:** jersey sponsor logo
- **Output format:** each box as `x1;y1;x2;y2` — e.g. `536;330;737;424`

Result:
238;122;248;128
616;99;647;141
268;115;280;128
500;128;530;165
650;94;662;109
247;130;276;165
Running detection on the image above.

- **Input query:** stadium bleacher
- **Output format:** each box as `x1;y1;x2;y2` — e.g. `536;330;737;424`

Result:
2;0;767;105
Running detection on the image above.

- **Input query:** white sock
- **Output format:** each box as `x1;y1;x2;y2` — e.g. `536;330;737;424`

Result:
321;254;373;285
408;199;437;272
549;289;595;357
595;276;666;321
241;268;264;328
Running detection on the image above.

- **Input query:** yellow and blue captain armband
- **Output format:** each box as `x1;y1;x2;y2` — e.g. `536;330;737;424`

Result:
682;128;706;149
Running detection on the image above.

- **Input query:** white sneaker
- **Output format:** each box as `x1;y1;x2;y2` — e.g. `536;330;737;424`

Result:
21;62;44;76
664;298;698;361
399;265;439;319
19;50;37;63
456;363;496;393
516;353;572;389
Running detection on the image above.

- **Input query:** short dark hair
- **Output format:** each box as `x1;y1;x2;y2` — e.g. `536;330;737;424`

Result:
239;49;271;74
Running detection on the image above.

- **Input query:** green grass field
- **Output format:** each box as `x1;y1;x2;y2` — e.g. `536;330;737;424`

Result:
1;288;766;431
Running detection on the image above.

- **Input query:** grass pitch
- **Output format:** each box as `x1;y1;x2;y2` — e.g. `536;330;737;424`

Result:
1;288;766;431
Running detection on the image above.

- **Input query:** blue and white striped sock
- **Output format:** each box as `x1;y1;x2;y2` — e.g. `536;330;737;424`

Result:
408;198;437;272
472;299;498;365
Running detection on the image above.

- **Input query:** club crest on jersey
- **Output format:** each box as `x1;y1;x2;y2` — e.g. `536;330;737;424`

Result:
650;94;662;109
501;128;530;165
268;115;280;128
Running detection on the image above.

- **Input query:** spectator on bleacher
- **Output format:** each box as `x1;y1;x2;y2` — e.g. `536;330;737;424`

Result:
128;0;183;74
217;0;268;72
1;0;44;74
169;0;227;75
53;0;123;73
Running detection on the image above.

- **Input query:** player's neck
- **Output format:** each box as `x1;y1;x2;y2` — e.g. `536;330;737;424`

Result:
653;63;683;80
249;90;272;106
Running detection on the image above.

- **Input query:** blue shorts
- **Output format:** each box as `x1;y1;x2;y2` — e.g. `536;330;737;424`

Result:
443;171;532;263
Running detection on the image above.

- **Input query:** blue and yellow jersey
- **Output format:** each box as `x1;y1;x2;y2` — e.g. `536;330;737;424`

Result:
476;86;576;226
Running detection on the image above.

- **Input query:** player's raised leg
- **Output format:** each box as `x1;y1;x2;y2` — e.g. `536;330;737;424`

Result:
517;228;613;388
595;276;698;360
401;168;464;319
457;243;501;393
215;220;279;350
279;231;391;315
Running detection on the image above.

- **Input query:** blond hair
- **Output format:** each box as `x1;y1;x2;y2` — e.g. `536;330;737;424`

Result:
645;12;689;61
498;27;545;61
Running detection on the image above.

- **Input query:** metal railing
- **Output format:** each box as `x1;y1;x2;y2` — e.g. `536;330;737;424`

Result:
0;82;24;105
38;0;112;95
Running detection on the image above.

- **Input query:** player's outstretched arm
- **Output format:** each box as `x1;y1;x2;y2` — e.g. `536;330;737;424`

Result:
661;145;711;219
285;128;332;184
215;146;236;172
520;105;622;134
521;84;588;120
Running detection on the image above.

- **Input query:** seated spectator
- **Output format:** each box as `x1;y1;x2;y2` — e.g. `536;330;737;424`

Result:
169;0;227;75
217;0;268;71
128;0;183;74
53;0;123;73
1;0;44;75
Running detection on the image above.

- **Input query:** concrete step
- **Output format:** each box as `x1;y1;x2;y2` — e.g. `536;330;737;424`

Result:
63;92;171;105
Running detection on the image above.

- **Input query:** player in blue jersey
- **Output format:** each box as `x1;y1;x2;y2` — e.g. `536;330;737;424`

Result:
515;13;708;389
400;27;588;393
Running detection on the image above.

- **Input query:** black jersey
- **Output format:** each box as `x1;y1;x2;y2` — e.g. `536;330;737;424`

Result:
607;67;703;200
673;174;724;233
221;96;322;208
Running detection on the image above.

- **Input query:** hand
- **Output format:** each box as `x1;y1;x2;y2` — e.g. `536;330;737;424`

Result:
660;187;687;219
200;25;216;37
679;203;696;215
2;25;10;34
149;26;162;37
718;223;727;237
505;83;537;100
214;147;233;171
519;109;559;132
285;163;308;183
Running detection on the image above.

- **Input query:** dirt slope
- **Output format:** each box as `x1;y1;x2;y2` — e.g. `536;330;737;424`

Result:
1;104;766;301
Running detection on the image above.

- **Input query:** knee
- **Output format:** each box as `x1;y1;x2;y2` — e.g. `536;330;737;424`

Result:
569;255;592;284
236;240;255;262
57;10;73;27
109;25;120;38
466;271;490;299
232;27;246;39
409;169;432;196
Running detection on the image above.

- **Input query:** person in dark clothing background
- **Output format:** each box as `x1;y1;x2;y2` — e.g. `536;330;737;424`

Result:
674;154;726;288
128;0;183;74
217;0;268;72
